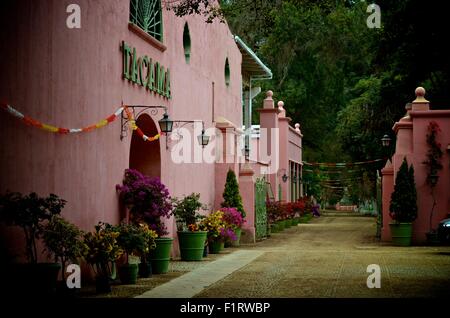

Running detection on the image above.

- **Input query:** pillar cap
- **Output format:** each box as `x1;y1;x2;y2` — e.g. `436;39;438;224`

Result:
266;90;273;99
277;101;285;117
295;123;301;132
413;86;429;103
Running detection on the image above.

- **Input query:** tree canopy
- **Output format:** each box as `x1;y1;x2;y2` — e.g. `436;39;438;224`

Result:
168;0;449;204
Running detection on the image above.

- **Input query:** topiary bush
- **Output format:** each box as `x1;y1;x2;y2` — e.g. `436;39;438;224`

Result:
389;158;418;223
221;169;246;218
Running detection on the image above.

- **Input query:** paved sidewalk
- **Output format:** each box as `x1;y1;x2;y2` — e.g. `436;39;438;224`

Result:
136;250;264;298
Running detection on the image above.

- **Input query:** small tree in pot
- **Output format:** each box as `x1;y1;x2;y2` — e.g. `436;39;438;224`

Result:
389;158;418;246
0;192;66;294
113;222;157;284
43;215;87;293
172;193;208;261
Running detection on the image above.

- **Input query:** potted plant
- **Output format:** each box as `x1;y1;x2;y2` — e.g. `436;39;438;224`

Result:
113;222;157;284
0;192;66;294
172;193;208;261
200;211;234;254
136;223;158;278
423;121;443;244
116;169;173;274
42;215;87;294
389;158;418;246
83;222;123;293
221;207;245;247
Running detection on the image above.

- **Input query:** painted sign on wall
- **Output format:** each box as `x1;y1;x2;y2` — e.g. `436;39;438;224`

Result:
121;41;171;99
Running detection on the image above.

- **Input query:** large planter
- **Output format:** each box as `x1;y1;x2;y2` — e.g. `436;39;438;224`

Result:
118;263;139;284
389;222;413;246
208;240;224;254
177;231;207;261
149;237;173;274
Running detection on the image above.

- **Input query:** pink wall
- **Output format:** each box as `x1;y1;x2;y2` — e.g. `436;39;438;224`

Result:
382;88;450;243
0;0;242;258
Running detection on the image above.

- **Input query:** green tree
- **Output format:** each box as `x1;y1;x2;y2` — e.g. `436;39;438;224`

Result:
389;158;417;223
221;169;246;218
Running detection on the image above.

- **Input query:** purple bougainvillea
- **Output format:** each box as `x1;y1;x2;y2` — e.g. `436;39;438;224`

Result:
219;227;237;242
116;169;172;236
220;207;245;228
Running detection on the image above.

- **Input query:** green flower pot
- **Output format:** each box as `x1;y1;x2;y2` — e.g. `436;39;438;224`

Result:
118;263;139;284
208;240;224;254
232;228;242;246
389;222;413;246
149;237;173;274
177;231;207;261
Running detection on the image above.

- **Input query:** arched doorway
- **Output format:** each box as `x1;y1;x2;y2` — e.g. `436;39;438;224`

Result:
129;113;161;178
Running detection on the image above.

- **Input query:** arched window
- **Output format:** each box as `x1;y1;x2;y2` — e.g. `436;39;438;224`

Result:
224;58;230;86
183;23;191;64
130;0;163;42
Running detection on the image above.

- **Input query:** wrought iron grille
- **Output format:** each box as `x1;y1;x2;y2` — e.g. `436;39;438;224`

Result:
255;177;268;240
130;0;163;42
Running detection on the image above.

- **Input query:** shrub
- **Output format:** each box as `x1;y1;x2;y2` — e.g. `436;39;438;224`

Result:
389;158;418;223
116;169;173;236
0;192;66;264
172;193;207;231
83;222;123;278
43;215;87;281
221;169;246;218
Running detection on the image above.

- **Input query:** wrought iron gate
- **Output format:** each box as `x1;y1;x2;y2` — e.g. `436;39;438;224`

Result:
255;177;268;240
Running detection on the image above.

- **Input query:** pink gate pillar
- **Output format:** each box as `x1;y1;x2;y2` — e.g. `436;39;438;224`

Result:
214;121;241;210
381;159;394;241
257;91;280;200
239;163;256;243
277;101;291;201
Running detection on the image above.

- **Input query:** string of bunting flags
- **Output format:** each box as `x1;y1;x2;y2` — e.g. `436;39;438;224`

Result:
0;102;160;142
302;158;384;167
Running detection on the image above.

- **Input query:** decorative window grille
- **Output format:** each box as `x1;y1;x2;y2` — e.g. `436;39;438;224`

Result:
130;0;163;42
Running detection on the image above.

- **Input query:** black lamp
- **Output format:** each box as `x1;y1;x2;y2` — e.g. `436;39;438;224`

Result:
282;174;288;183
158;112;173;133
381;134;391;148
197;129;210;147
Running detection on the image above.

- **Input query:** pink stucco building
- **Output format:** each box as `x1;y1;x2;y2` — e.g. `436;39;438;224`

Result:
0;0;303;259
382;87;450;244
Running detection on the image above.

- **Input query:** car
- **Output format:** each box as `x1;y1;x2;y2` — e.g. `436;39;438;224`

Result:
437;218;450;244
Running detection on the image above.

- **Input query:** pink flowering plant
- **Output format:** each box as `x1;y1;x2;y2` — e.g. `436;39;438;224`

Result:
220;207;245;230
116;169;173;236
200;210;235;242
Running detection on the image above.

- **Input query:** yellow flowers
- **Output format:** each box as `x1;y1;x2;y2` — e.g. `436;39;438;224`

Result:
200;211;227;240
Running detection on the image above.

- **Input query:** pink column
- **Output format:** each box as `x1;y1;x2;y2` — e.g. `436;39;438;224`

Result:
381;160;394;241
257;91;280;200
214;122;241;210
239;163;256;243
277;101;291;202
